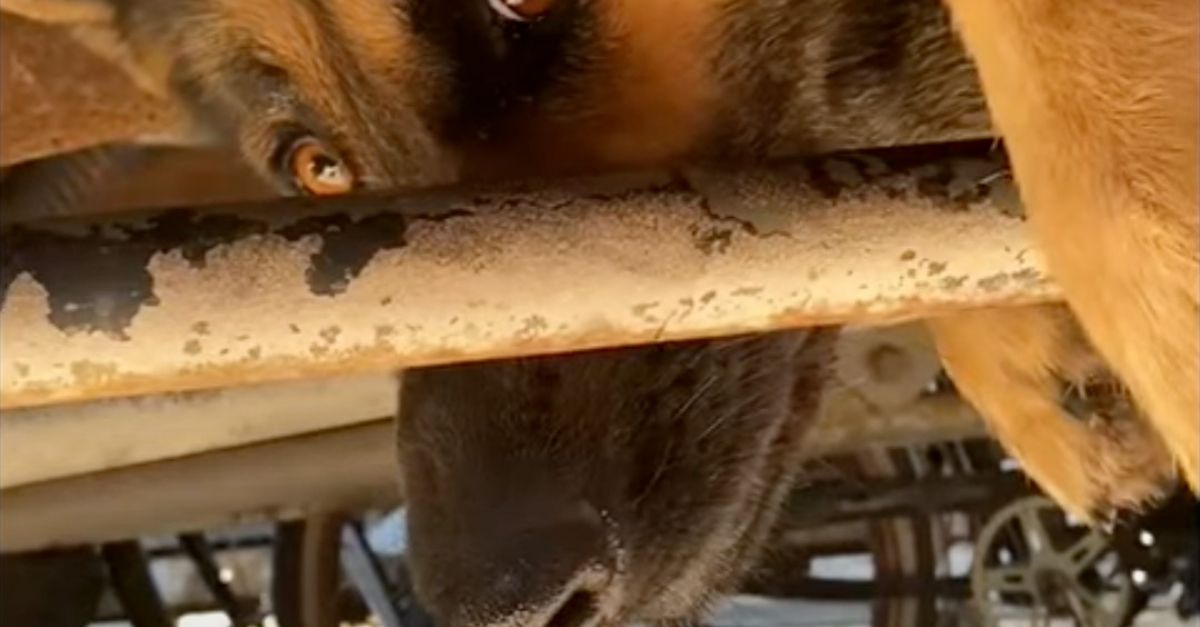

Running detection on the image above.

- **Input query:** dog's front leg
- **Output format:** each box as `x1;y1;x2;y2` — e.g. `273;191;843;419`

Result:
927;305;1175;520
941;0;1200;490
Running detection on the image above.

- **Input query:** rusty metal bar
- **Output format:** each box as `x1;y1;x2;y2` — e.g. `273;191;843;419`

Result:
0;141;1058;410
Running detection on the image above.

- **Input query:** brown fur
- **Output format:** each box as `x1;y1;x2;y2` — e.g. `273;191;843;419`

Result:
482;0;723;174
2;0;1195;621
927;305;1176;518
938;0;1199;497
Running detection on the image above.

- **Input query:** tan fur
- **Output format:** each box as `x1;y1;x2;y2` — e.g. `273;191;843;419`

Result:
466;0;722;178
321;0;417;81
927;305;1176;519
193;0;353;130
940;0;1200;496
564;0;719;166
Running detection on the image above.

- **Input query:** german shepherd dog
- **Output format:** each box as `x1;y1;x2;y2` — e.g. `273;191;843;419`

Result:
3;0;1195;624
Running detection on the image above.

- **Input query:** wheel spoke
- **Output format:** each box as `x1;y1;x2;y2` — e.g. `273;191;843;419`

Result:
1031;604;1051;627
341;522;407;627
1066;579;1116;627
1064;581;1095;620
1017;506;1052;555
983;565;1037;596
1069;575;1129;627
1063;531;1111;575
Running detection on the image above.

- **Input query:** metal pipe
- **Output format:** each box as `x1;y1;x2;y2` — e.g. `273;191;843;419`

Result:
0;373;397;489
0;421;400;553
0;375;984;489
0;376;985;491
0;141;1057;410
0;395;985;553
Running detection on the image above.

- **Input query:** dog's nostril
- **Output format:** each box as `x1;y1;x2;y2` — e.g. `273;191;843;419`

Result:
546;590;599;627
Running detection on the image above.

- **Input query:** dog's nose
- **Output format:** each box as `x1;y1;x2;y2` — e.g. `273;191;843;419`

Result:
445;500;614;627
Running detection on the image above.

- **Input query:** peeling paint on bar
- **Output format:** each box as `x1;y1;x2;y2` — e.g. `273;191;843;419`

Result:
0;142;1060;409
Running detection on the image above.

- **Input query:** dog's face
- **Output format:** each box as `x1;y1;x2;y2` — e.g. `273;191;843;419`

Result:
91;0;985;195
106;0;730;194
397;330;834;626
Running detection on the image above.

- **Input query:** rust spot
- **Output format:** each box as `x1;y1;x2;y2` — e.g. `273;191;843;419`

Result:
0;211;271;336
822;158;865;188
699;291;717;305
278;210;467;296
977;273;1011;292
68;360;119;385
375;324;396;341
517;315;549;339
0;203;474;338
927;261;947;276
913;163;952;199
289;324;301;334
632;302;659;317
991;177;1025;218
1013;268;1041;283
899;250;916;261
319;325;342;345
731;286;763;296
940;275;968;291
191;321;210;335
183;339;203;355
247;346;262;360
690;223;734;254
804;160;849;199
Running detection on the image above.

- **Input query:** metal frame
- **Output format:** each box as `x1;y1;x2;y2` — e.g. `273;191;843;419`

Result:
1;141;1057;410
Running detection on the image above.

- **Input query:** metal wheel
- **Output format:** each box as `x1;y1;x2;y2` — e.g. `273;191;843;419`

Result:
272;510;433;627
745;444;959;627
971;496;1139;627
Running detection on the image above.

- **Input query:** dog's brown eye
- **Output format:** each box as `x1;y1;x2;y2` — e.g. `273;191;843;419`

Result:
487;0;555;21
288;138;353;196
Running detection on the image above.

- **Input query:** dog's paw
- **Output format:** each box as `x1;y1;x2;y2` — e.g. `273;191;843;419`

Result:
1055;375;1177;520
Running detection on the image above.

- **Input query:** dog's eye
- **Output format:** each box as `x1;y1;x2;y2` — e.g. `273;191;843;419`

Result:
487;0;555;21
286;137;354;196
